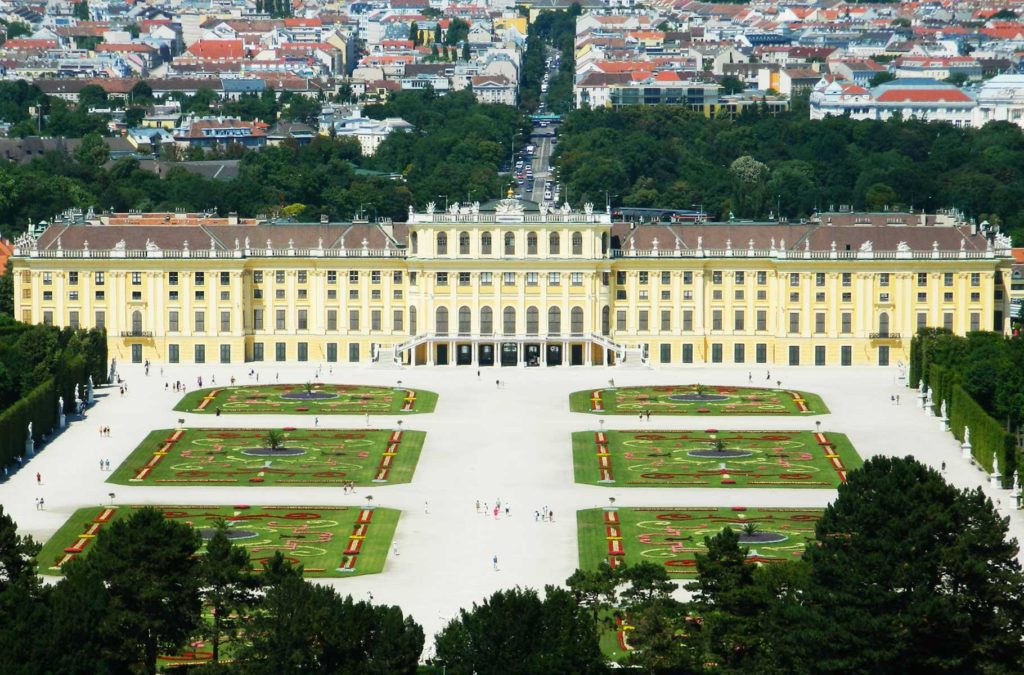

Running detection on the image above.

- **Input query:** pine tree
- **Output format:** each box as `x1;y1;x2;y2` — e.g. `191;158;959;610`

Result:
409;21;419;43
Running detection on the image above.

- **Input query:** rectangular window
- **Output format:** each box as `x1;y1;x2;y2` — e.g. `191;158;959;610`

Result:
459;272;471;286
503;272;515;286
276;343;286;361
253;343;264;362
616;310;626;331
95;271;105;285
971;273;980;287
221;271;231;285
298;309;308;330
734;310;745;331
789;312;799;334
65;271;77;285
348;343;360;362
195;272;205;286
393;310;404;331
661;271;671;284
735;271;745;285
917;292;927;302
815;292;825;302
276;289;286;300
195;311;205;332
756;271;766;285
842;273;851;287
683;272;693;284
571;272;583;286
327;271;336;283
815;312;825;334
253;309;264;331
878;273;889;287
349;271;359;283
276;270;286;284
734;289;745;301
616;271;627;285
944;292;954;302
970;292;980;302
639;271;649;285
195;291;205;301
711;343;723;363
944;272;953;287
789;273;800;287
712;310;722;331
789;292;799;302
815;272;825;287
682;343;694;363
253;271;263;284
220;311;230;332
661;310;671;331
168;344;179;363
659;344;671;363
481;272;492;285
68;310;79;329
326;343;337;362
437;272;449;286
712;271;723;284
194;344;206;364
220;344;231;364
842;292;852;302
371;310;381;331
370;270;380;284
131;272;141;285
917;272;927;287
95;291;105;301
756;343;767;363
815;345;826;366
841;312;852;334
788;345;800;366
682;310;693;331
970;312;980;331
349;310;360;330
548;272;561;286
169;291;179;301
298;342;308;362
95;311;105;330
327;310;337;331
169;311;179;332
638;310;649;331
68;291;78;301
276;309;285;330
841;345;852;366
393;271;403;284
943;312;953;330
734;343;745;363
526;272;538;286
917;312;927;329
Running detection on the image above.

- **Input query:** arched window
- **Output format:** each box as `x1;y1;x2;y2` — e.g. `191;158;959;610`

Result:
527;232;538;255
571;232;583;255
503;306;516;335
481;232;492;255
132;310;142;333
458;306;471;334
879;312;890;337
571;307;584;334
410;306;417;334
549;232;560;255
526;306;539;335
410;231;418;254
437;232;448;255
480;306;493;334
601;305;610;335
436;307;449;335
548;307;561;335
459;232;470;255
504;232;515;256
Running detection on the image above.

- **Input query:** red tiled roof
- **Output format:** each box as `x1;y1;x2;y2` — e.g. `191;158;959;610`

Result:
2;39;58;50
876;88;973;103
187;39;245;60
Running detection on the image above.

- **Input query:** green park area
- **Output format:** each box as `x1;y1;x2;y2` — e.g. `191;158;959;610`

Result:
572;429;861;488
109;427;424;486
174;383;438;415
577;506;822;579
570;385;828;415
37;504;398;578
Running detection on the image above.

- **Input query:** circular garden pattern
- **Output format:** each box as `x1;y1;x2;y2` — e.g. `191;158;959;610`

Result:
570;385;829;415
573;429;862;488
108;428;426;486
577;506;822;578
174;383;438;415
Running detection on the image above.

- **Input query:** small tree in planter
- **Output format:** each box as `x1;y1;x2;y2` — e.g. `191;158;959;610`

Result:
694;383;709;399
264;429;284;452
304;381;314;395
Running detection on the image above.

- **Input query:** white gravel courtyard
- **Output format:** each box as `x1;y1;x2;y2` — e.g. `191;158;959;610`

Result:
4;361;1020;651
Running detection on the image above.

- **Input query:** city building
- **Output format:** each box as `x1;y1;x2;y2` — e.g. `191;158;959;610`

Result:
11;200;1012;369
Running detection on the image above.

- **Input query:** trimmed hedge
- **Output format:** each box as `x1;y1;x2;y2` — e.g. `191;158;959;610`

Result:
0;378;57;469
949;385;1016;484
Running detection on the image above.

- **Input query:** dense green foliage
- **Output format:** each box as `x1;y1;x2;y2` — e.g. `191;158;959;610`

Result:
0;322;106;470
0;509;424;674
633;456;1024;673
911;329;1022;478
554;106;1024;240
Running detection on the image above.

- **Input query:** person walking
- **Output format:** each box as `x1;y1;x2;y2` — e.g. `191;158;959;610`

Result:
392;542;399;557
36;472;41;485
492;555;498;571
475;499;480;513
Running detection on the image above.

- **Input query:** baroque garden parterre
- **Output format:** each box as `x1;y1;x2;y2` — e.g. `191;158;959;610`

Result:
570;384;829;415
37;504;398;579
175;383;439;415
109;427;426;486
572;429;861;488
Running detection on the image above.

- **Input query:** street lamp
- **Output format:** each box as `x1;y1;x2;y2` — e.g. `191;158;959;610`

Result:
815;420;822;434
108;492;116;505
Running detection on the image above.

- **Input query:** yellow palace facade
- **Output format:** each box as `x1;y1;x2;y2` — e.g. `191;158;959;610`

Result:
10;198;1014;368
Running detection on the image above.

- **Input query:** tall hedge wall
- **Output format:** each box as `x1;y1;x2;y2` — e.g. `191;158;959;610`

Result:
949;385;1016;484
0;377;57;469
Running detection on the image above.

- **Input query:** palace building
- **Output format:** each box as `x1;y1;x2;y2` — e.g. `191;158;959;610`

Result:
10;197;1014;368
